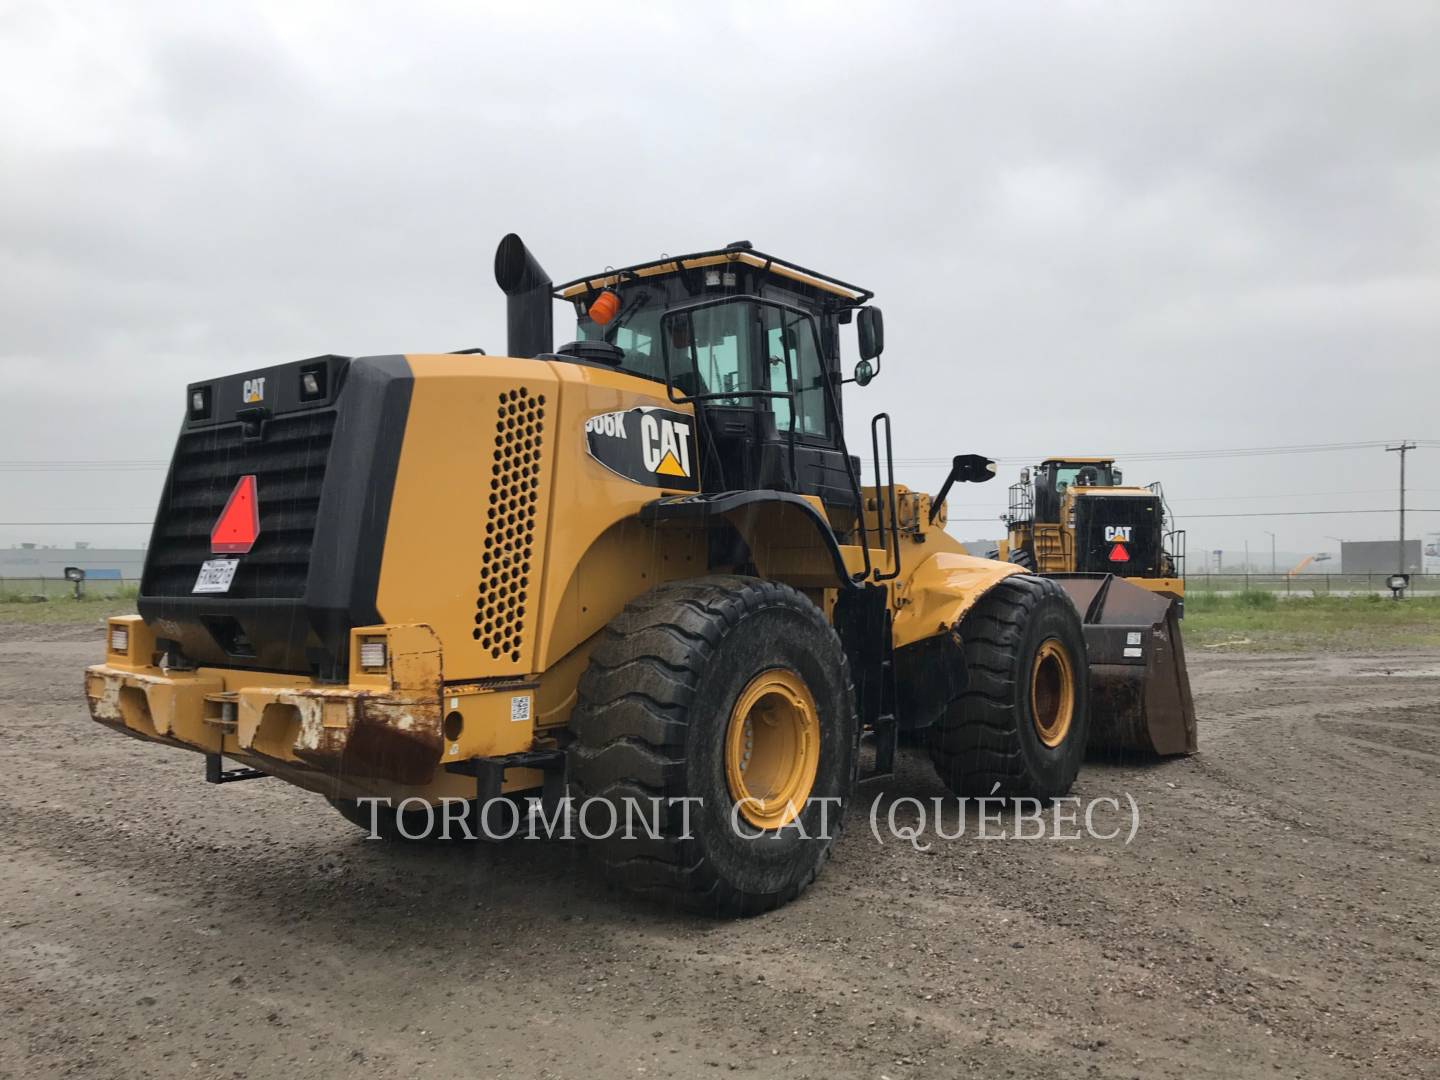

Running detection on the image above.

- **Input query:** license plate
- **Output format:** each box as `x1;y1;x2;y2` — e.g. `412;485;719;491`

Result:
192;558;240;594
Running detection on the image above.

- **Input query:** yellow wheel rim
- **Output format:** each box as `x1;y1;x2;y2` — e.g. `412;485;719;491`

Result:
1031;638;1076;748
724;669;820;830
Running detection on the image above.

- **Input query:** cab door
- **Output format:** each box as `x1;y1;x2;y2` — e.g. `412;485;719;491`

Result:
757;304;856;513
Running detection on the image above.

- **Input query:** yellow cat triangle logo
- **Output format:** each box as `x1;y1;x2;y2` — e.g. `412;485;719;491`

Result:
655;450;687;477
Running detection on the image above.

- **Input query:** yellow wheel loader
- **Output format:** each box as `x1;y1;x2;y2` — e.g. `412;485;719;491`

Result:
996;459;1193;756
84;236;1195;915
1000;457;1186;603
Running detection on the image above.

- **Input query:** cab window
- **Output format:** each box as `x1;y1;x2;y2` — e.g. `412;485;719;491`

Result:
576;296;665;381
577;293;832;443
689;303;746;401
761;306;830;440
1054;464;1112;491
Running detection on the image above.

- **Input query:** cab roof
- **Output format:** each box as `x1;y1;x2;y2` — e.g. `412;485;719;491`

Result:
553;241;873;304
1043;456;1116;465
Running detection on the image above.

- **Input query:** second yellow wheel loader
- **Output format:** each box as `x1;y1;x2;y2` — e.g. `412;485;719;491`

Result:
84;235;1195;915
999;456;1186;608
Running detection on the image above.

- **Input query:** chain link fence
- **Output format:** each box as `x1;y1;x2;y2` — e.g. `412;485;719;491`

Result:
1185;572;1438;596
0;576;141;601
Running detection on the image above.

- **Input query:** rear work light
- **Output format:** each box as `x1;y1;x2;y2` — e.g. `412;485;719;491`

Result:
109;625;129;654
299;363;327;401
358;637;388;672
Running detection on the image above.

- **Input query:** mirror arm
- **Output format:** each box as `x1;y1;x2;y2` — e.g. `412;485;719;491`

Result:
929;469;959;524
927;454;998;523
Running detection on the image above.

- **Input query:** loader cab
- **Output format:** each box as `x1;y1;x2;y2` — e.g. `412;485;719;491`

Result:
1032;458;1117;523
554;243;876;522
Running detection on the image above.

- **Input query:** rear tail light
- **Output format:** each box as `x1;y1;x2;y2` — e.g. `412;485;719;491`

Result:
109;625;130;654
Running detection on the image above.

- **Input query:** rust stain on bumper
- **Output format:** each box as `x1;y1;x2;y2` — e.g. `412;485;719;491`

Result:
84;664;445;789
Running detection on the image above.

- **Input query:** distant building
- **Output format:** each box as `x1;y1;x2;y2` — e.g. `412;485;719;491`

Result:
1;544;146;580
1340;539;1421;575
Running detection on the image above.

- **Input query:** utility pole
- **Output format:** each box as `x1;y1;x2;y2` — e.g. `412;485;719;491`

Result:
1386;441;1416;573
1264;530;1276;574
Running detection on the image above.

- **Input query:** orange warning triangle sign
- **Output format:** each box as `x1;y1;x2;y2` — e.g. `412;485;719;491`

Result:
211;475;260;554
655;450;686;477
1108;542;1130;563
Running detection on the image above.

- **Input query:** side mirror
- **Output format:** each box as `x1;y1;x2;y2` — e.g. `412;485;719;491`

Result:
928;454;998;523
1019;467;1030;485
949;454;996;484
857;306;884;361
853;359;875;387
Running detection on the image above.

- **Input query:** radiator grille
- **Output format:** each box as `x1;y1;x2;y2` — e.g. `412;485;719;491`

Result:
474;387;545;663
143;411;336;599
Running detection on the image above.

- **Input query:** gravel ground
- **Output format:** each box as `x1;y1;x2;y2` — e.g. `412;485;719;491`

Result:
1;622;1436;1079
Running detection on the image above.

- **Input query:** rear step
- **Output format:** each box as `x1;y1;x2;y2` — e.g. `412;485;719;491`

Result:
204;753;268;784
201;693;268;782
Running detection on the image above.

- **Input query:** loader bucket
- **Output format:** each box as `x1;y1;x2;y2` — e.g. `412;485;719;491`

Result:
1049;574;1197;756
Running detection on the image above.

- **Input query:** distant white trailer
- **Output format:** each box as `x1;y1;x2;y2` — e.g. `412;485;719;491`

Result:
1341;539;1421;574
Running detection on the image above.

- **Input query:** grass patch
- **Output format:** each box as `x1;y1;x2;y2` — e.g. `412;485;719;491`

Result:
1184;592;1440;651
0;594;137;625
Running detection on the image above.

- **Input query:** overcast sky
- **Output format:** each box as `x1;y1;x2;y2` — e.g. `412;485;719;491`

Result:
1;0;1437;569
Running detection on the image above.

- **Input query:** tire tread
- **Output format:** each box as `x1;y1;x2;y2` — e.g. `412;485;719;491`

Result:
570;575;853;915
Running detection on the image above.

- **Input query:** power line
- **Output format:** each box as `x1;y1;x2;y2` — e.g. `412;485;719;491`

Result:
944;507;1440;523
864;438;1439;468
1170;487;1433;503
1176;508;1440;520
0;463;169;472
4;438;1434;473
0;521;154;526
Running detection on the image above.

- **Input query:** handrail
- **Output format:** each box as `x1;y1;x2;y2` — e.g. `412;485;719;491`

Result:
870;413;901;581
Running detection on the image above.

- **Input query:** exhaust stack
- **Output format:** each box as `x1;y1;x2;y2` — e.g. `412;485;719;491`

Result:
493;233;554;359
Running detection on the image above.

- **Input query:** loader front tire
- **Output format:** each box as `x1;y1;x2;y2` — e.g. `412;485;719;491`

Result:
928;574;1089;798
1007;546;1036;570
569;576;858;916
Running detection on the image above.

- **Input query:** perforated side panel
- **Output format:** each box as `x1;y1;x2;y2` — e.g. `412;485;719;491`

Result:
474;387;546;663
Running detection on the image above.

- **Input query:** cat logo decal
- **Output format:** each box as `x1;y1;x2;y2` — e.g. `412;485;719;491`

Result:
585;407;698;491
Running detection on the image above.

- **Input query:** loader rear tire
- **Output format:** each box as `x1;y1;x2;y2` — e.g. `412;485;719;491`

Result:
569;576;858;916
928;574;1088;798
1007;546;1036;570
